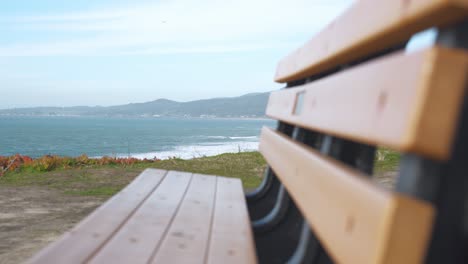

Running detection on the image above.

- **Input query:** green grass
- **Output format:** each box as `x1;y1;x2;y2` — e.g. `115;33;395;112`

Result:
137;152;266;188
374;148;401;173
0;149;399;197
0;152;267;196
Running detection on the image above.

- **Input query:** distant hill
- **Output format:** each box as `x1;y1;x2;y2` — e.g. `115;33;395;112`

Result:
0;92;270;118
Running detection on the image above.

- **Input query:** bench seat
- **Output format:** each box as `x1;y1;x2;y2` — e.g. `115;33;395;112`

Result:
28;169;257;264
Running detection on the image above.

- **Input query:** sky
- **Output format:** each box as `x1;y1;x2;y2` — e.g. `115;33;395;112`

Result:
0;0;357;108
0;0;435;109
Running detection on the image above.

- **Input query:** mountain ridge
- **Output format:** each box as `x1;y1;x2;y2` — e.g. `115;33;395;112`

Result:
0;92;270;118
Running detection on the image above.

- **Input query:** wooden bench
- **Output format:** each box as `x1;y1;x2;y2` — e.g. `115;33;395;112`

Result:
29;170;256;264
29;0;468;263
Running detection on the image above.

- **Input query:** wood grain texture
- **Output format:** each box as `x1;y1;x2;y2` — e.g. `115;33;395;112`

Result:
206;177;257;264
28;169;167;264
89;171;192;264
267;47;468;160
150;174;217;264
259;127;435;264
275;0;468;82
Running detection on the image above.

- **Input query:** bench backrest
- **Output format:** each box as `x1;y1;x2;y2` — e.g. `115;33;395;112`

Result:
259;0;468;263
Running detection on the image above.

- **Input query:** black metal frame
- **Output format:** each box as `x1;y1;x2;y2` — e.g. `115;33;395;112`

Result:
246;19;468;264
395;20;468;264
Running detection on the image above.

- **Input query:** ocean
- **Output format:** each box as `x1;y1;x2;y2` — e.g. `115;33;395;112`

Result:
0;116;275;159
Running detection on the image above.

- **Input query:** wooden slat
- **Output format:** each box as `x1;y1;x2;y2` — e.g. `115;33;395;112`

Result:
268;46;468;160
259;127;435;264
275;0;468;82
28;169;167;264
88;171;193;264
206;177;257;264
29;170;257;263
150;174;217;264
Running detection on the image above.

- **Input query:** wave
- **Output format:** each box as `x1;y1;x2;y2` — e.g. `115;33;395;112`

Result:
112;141;259;160
204;136;228;139
203;136;258;140
229;136;258;139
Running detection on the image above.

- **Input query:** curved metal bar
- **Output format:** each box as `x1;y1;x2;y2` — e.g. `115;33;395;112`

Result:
246;168;282;221
252;184;290;234
246;121;295;221
253;193;304;263
286;222;321;264
246;167;274;202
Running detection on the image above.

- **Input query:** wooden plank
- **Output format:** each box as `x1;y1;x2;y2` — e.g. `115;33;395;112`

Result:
259;127;435;264
150;174;217;264
88;171;193;264
267;47;468;160
28;169;167;264
275;0;468;82
206;177;257;264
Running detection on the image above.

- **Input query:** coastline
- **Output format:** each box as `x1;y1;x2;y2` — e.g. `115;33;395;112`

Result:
98;142;260;160
0;117;271;159
1;140;261;161
0;115;272;121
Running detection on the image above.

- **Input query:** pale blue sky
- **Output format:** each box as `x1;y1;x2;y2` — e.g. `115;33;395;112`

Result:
0;0;356;108
1;0;436;109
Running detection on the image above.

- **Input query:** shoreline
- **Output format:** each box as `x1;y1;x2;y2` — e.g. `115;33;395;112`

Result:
1;143;260;161
0;115;273;121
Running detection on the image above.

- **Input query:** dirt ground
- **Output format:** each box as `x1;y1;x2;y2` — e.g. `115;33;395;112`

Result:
0;186;106;264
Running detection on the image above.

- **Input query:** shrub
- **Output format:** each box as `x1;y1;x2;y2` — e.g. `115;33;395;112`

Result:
0;154;35;176
0;154;159;176
32;155;59;172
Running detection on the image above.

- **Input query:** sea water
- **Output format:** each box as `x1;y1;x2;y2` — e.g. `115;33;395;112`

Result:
0;116;275;159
